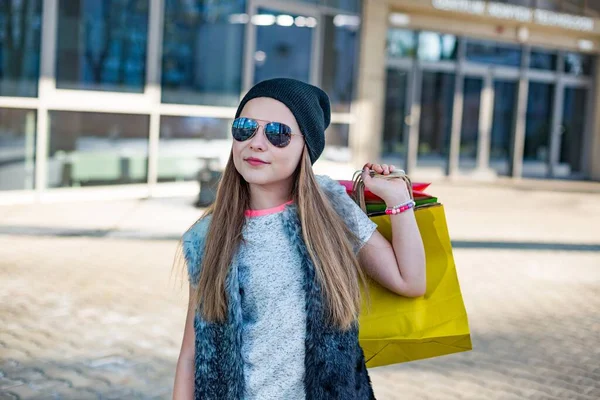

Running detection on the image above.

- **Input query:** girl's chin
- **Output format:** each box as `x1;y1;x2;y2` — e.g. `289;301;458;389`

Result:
240;170;272;184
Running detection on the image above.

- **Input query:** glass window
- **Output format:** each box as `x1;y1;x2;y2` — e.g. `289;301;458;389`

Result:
56;0;149;93
323;124;351;162
466;40;522;67
48;111;149;188
321;0;361;13
279;0;361;13
0;108;36;190
564;52;593;76
386;29;417;59
535;0;561;11
321;14;360;113
158;116;230;182
0;0;43;97
252;8;314;85
493;0;533;6
586;2;600;17
162;0;245;107
530;48;558;70
418;32;458;62
561;0;584;15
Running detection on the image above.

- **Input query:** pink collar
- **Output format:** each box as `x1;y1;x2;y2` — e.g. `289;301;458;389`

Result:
245;200;294;218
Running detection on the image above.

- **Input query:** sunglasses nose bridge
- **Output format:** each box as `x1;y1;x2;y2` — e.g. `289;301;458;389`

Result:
248;122;269;146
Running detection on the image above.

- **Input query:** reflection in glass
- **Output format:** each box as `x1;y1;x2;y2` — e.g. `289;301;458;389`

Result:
383;69;408;157
560;87;587;174
587;1;600;17
564;52;593;76
320;0;361;12
418;72;455;169
162;0;245;106
281;0;360;12
561;0;585;15
530;49;557;70
418;32;458;62
460;78;482;168
536;0;561;11
56;0;148;92
466;40;522;67
0;0;43;97
491;80;517;175
493;0;532;6
159;116;231;182
48;111;149;188
524;82;554;176
253;8;313;84
321;14;360;113
0;109;36;190
323;124;351;162
386;29;417;59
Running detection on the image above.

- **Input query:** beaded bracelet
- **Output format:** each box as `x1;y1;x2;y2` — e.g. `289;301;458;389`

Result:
385;200;416;215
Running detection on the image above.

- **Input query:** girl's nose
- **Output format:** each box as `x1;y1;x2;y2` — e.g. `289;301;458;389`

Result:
249;126;268;151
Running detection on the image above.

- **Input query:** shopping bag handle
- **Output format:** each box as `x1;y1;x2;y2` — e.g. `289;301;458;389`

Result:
350;168;414;213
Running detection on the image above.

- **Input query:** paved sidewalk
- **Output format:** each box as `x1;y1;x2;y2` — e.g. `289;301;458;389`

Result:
1;180;600;399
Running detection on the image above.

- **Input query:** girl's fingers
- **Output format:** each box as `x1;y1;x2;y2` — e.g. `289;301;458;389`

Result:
362;165;371;181
364;162;398;175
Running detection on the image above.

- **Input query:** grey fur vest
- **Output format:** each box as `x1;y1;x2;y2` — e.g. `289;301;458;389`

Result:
182;177;376;400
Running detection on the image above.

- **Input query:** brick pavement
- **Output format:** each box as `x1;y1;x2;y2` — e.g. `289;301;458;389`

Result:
1;181;599;399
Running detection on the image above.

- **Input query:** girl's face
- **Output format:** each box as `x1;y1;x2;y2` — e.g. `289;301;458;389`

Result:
232;97;305;186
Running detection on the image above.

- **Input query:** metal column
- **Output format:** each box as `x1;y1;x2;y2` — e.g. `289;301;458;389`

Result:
36;0;59;198
405;60;421;175
146;0;165;196
447;39;466;177
509;46;531;179
476;70;494;172
548;53;566;178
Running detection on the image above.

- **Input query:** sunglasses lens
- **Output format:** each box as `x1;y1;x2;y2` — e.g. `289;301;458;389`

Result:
264;122;292;147
232;118;257;141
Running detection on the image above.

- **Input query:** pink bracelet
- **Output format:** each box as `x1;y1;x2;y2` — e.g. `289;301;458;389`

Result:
385;200;415;215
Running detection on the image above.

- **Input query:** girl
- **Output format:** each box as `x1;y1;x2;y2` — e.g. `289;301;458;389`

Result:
173;78;426;400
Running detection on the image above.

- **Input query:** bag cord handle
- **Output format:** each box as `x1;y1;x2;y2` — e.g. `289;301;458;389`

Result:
350;169;413;213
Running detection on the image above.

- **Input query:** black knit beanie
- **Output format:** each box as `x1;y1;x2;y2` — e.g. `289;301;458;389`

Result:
235;78;331;165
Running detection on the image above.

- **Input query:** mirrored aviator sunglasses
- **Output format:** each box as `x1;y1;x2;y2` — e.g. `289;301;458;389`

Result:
231;117;302;148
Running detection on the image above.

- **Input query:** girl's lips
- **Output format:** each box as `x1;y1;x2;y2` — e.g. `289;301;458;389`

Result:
245;158;269;166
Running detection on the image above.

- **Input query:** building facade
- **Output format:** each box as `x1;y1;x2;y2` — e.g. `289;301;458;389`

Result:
357;0;600;181
1;0;599;204
0;0;361;203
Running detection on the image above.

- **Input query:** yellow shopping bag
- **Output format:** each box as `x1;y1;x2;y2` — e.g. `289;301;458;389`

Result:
358;203;472;368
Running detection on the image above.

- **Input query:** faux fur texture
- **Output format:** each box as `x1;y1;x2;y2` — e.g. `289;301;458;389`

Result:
182;175;376;399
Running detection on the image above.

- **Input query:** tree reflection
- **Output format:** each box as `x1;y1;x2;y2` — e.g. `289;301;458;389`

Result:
0;0;42;97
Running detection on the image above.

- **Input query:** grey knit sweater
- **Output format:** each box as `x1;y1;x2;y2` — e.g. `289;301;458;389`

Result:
237;175;377;399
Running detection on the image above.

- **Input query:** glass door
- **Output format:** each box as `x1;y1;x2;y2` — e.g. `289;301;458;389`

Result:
417;71;455;172
558;87;588;178
246;2;319;88
524;82;555;178
382;68;410;164
459;76;483;173
490;80;518;176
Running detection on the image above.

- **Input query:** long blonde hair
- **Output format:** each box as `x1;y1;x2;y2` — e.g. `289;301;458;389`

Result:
190;146;368;330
